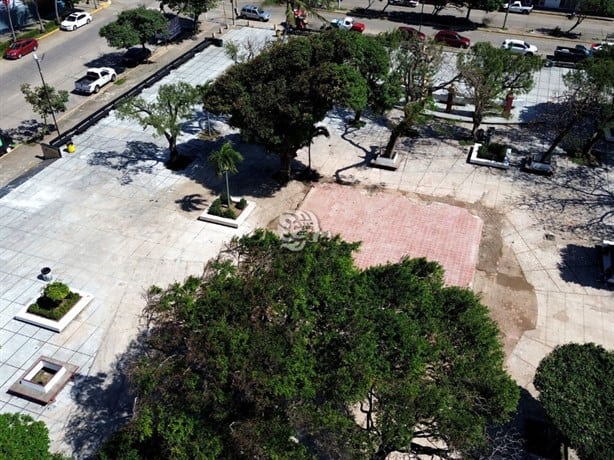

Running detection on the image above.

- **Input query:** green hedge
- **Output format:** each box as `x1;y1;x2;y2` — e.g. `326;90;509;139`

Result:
27;291;81;320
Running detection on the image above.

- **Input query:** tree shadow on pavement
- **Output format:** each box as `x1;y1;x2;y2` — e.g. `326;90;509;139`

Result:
180;136;284;199
478;387;563;459
87;141;167;186
559;243;610;289
64;332;147;458
515;162;613;240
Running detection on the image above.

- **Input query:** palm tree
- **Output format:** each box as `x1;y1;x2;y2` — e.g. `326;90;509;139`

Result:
208;141;243;208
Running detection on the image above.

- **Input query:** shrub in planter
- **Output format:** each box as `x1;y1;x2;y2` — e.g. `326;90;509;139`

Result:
477;142;508;162
236;198;248;210
208;198;237;219
28;282;81;320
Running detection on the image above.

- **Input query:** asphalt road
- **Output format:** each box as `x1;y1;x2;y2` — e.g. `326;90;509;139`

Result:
0;0;612;137
0;0;159;134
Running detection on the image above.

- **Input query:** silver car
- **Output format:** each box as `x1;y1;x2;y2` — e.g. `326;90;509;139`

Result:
239;5;271;21
500;39;538;56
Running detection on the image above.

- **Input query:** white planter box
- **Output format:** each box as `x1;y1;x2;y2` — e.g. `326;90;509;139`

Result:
468;143;510;170
370;151;401;170
198;197;255;229
15;290;94;333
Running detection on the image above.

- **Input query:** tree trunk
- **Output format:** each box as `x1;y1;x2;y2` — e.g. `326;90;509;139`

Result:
538;122;575;163
353;109;363;125
465;7;471;20
383;122;403;158
278;152;293;182
224;171;231;207
580;128;602;158
5;2;16;41
54;0;60;24
471;112;483;138
166;134;179;166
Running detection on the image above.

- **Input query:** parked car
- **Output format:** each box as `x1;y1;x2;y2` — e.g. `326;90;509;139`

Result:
500;1;533;14
239;5;271;21
74;67;117;95
122;47;152;67
500;39;538;56
389;0;419;7
398;26;426;41
330;17;365;33
591;37;614;51
60;12;92;31
4;38;38;59
0;130;13;156
546;45;592;67
434;30;470;48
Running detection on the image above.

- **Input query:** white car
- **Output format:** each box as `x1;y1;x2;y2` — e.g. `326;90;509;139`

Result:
60;12;92;31
501;39;538;56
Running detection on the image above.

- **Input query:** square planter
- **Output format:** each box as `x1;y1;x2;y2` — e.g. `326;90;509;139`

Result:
468;143;510;170
15;290;94;333
370;151;401;170
8;356;79;405
198;197;255;228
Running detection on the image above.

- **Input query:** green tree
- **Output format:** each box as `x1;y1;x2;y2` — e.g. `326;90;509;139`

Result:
457;42;542;137
20;83;69;136
99;230;518;459
116;82;198;167
566;0;614;33
208;141;244;207
0;413;68;460
203;30;368;181
539;47;614;163
99;7;167;50
162;0;220;30
534;343;614;460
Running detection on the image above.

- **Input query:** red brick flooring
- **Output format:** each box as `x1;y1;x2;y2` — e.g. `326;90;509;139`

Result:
300;184;483;287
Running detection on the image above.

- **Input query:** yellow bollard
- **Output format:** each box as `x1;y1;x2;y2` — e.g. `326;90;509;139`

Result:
66;142;76;154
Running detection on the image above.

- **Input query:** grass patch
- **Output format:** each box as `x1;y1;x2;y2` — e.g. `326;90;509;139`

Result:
458;139;474;146
477;142;508;162
27;282;81;321
208;196;247;220
114;77;127;85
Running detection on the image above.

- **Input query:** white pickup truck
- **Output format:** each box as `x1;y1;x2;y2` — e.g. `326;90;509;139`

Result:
74;67;117;95
501;1;533;14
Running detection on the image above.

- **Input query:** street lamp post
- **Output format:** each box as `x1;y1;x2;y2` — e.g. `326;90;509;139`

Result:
502;3;511;29
33;53;61;137
418;0;425;33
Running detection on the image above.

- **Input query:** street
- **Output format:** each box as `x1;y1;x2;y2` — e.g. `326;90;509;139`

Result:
0;0;612;137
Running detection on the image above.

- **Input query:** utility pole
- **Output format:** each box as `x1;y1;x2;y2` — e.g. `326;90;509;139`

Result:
33;53;61;137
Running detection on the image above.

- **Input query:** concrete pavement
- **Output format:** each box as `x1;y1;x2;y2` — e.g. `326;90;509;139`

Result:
0;18;612;460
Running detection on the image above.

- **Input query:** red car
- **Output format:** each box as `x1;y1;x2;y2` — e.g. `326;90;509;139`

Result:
398;26;426;42
434;30;470;49
4;38;38;59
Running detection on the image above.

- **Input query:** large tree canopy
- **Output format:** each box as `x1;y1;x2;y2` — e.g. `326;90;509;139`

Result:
458;42;542;137
0;413;67;460
534;343;614;460
162;0;220;29
202;30;370;180
539;46;614;163
100;230;519;459
99;7;167;50
116;82;199;167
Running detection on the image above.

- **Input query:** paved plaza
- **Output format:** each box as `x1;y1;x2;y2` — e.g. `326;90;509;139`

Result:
0;24;612;458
